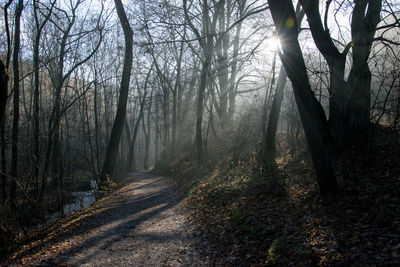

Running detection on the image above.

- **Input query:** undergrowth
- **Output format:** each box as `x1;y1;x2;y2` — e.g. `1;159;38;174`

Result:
165;125;400;265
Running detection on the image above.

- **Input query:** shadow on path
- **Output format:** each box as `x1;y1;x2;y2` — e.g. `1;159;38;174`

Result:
31;172;205;266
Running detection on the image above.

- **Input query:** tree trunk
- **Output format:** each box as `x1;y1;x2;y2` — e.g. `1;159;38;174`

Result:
268;0;337;194
264;3;304;154
10;0;24;207
51;85;62;185
227;1;245;122
0;60;7;204
100;0;133;182
184;0;218;165
299;0;381;144
264;66;287;153
144;91;153;170
261;51;277;136
32;11;41;198
126;69;150;172
154;98;160;164
161;89;170;161
215;0;230;124
126;104;145;172
171;32;185;159
0;60;7;126
195;53;212;164
93;78;101;173
346;0;381;133
0;31;7;204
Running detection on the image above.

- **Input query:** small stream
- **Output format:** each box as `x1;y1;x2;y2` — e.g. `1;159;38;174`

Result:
49;180;98;221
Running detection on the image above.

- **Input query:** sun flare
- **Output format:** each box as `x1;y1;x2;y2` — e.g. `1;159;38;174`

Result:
266;35;281;52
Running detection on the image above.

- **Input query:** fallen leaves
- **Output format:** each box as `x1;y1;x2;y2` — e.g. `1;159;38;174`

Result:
172;126;400;265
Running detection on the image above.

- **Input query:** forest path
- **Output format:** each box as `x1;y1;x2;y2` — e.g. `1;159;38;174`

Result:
39;172;208;266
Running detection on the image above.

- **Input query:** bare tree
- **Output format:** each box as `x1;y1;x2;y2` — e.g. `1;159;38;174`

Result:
10;0;24;207
268;0;338;194
39;0;103;202
0;60;8;203
299;0;382;144
126;68;150;172
100;0;133;182
32;0;55;200
263;3;305;155
183;0;218;164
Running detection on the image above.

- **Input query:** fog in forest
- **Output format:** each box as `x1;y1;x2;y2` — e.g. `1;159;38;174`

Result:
0;0;399;265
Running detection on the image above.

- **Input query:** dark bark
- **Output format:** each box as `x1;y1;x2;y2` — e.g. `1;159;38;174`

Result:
261;51;277;137
1;1;12;205
347;0;382;132
264;3;305;154
3;0;13;69
268;0;337;194
39;0;102;201
93;78;101;173
10;0;24;207
0;60;7;129
0;60;8;204
264;66;287;153
195;58;211;164
299;0;382;143
32;0;54;198
100;0;133;181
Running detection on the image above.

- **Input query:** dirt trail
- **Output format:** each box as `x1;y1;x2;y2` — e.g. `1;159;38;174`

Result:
34;172;210;266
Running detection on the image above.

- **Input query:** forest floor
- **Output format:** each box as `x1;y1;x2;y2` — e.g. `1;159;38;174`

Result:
168;125;400;265
3;126;400;266
3;172;218;266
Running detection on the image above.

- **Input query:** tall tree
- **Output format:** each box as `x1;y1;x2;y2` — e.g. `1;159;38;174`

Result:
126;69;150;172
299;0;382;144
263;3;305;155
1;0;13;205
0;60;7;132
39;0;103;201
267;0;338;194
0;60;8;204
10;0;24;207
32;0;54;199
99;0;133;182
183;0;218;164
227;0;245;122
143;90;153;170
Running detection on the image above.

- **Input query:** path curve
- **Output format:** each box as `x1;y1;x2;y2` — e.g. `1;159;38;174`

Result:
41;172;210;266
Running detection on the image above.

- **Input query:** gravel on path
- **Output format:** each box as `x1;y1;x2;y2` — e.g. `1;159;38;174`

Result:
20;172;212;266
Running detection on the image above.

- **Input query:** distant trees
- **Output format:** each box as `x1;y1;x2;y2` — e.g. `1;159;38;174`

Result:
183;0;217;164
0;0;398;238
39;0;103;205
182;0;268;164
